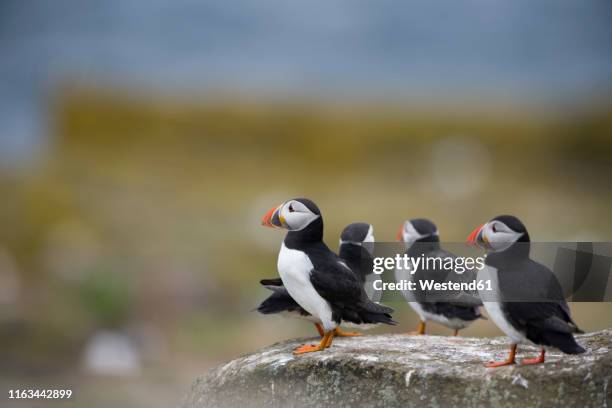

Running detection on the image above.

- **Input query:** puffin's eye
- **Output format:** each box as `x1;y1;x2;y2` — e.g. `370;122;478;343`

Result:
288;204;295;213
492;225;497;233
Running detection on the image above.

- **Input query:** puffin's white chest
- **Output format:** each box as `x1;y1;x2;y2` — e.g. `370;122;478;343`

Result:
478;265;527;343
395;264;429;320
395;264;426;319
277;243;335;330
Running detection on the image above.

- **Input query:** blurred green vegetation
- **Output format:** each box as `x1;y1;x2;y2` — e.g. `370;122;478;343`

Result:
0;87;611;381
80;270;133;328
55;89;612;165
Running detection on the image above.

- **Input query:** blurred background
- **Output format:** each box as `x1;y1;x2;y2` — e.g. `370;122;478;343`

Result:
1;1;611;406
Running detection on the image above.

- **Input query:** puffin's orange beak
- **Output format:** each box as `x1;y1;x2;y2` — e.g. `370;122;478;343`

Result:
466;224;484;246
396;224;404;242
261;204;283;228
261;207;275;227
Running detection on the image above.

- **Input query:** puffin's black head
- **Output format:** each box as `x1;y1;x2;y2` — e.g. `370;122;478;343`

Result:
396;218;439;248
340;222;374;254
467;214;530;252
261;198;321;231
340;222;373;244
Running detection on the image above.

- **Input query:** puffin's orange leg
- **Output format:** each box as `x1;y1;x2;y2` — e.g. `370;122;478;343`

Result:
485;344;517;368
409;321;426;335
294;331;334;354
521;349;545;365
314;323;325;337
453;329;459;336
334;327;362;337
323;330;335;348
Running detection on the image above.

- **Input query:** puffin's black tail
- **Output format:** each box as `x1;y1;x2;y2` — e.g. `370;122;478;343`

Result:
361;312;397;326
359;301;397;326
542;331;586;354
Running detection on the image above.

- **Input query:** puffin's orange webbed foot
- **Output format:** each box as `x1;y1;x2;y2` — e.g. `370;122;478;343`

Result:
293;331;334;354
334;328;362;337
485;360;516;368
293;344;324;355
521;349;545;365
520;358;543;365
485;344;517;368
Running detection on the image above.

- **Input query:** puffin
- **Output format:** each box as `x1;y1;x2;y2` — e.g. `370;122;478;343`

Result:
257;222;376;338
396;218;484;336
467;215;585;367
261;198;395;354
339;222;376;286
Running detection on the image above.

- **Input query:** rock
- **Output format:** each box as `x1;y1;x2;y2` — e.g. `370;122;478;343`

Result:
182;330;611;408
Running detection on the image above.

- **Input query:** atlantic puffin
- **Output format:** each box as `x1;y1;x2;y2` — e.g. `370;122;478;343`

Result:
467;215;585;367
396;218;484;336
257;222;376;338
261;198;395;354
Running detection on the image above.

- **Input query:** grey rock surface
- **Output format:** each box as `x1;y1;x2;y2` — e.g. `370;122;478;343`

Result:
183;330;611;408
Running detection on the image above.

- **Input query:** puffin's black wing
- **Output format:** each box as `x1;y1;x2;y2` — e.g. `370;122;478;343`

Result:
504;301;584;353
501;259;584;354
432;248;483;304
308;249;395;326
415;248;483;321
